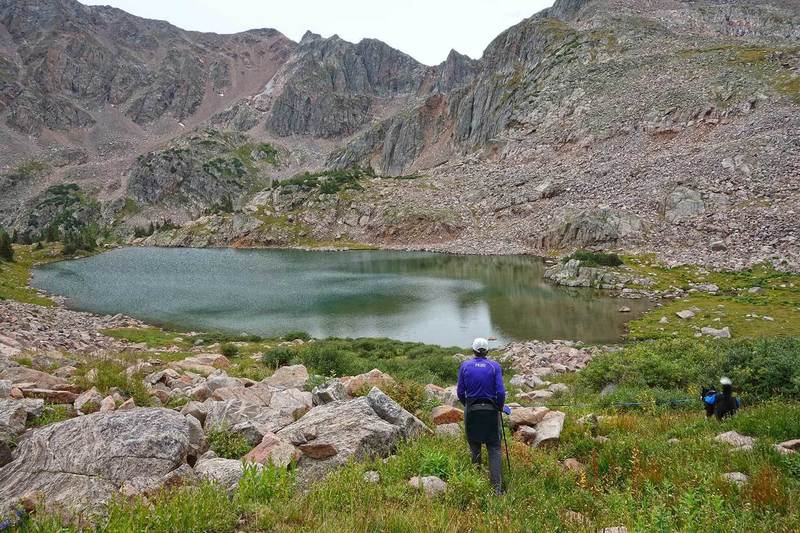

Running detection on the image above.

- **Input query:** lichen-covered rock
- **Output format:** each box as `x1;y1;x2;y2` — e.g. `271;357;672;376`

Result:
341;369;395;395
540;209;645;249
365;387;430;439
194;457;251;493
203;399;289;437
243;432;301;468
0;408;201;514
264;365;309;390
509;407;550;431
0;399;28;439
533;411;566;448
276;394;421;481
0;367;74;391
430;405;464;425
312;379;348;405
408;475;447;497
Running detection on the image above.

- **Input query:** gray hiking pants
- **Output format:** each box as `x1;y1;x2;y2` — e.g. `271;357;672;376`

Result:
469;440;503;493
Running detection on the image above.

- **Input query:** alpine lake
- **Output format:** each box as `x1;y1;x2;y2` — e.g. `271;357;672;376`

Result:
31;247;651;346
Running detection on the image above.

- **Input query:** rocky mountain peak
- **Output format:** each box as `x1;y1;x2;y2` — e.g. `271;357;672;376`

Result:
547;0;593;21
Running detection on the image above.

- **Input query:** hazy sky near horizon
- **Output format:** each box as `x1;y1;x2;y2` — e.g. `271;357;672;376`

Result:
79;0;554;65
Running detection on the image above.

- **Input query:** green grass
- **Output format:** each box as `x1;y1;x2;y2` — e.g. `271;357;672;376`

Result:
623;257;800;341
101;327;191;349
27;405;75;428
19;401;800;531
0;244;61;305
72;358;153;407
206;428;253;459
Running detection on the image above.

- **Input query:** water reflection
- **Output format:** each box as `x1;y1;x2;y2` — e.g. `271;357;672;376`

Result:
31;247;650;346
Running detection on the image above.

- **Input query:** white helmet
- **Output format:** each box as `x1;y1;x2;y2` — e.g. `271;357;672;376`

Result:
720;377;732;386
472;337;489;352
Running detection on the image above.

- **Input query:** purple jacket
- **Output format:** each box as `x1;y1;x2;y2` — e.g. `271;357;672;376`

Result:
457;356;506;409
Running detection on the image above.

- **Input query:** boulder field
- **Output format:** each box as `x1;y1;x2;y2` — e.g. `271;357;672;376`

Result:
0;361;431;516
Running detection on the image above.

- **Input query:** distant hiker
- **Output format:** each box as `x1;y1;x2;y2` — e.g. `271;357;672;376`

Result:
457;337;506;494
703;377;740;420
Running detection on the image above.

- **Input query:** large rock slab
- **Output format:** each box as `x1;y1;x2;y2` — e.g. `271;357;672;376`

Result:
509;407;550;431
270;388;313;420
203;399;290;437
276;396;405;481
340;369;395;395
664;186;705;222
365;387;430;439
0;399;28;439
243;432;301;468
0;367;75;391
263;365;309;390
533;411;566;448
0;408;201;514
171;354;231;376
194;457;251;493
211;383;274;405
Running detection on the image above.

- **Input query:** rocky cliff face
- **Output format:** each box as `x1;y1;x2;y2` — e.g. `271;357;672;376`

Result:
0;0;798;269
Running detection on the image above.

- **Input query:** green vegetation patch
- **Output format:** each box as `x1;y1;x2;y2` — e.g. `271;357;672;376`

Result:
623;257;800;341
0;244;59;305
101;327;190;349
206;427;252;459
72;358;153;407
273;167;371;195
564;250;623;267
579;337;800;402
680;45;800;103
20;400;800;531
28;405;75;428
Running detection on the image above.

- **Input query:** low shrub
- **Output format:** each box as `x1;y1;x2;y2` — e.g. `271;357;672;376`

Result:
75;359;153;407
419;449;452;480
282;331;311;342
262;346;295;368
379;380;427;416
28;405;74;427
578;337;800;402
221;343;239;357
298;345;357;377
563;250;623;267
235;462;295;505
103;482;239;533
207;428;252;459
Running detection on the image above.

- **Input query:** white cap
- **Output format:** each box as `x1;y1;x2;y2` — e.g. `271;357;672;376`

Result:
720;377;732;386
472;338;489;352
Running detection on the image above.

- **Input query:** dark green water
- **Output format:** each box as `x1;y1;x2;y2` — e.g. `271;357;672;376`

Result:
31;247;650;346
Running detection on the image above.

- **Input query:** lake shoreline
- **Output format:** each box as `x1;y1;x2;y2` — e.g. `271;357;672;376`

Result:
29;246;651;346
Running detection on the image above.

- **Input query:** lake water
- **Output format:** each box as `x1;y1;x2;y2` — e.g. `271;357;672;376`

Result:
31;247;651;347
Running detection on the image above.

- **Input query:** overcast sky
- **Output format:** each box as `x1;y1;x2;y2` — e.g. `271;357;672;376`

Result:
79;0;554;65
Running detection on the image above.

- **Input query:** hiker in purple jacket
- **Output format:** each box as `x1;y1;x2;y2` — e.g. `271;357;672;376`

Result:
457;337;506;494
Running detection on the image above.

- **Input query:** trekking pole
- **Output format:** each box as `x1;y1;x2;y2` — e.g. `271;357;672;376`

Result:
499;411;511;478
